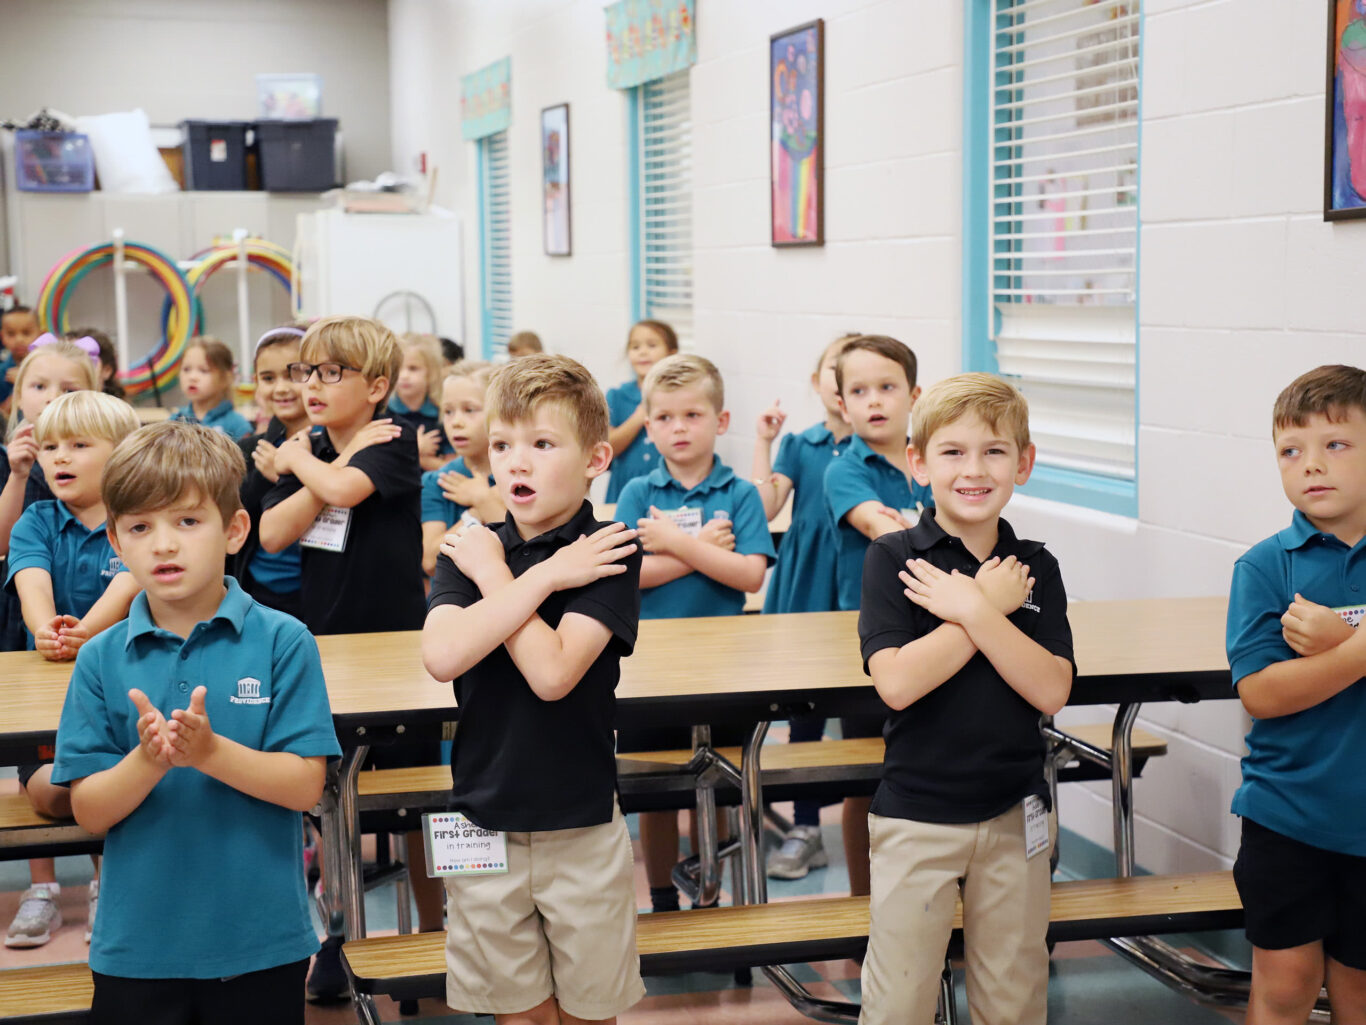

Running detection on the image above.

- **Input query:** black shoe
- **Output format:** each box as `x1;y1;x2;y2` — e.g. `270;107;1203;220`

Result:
306;935;349;1003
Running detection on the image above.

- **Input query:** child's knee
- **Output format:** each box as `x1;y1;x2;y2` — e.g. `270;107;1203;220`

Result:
1255;946;1325;1013
22;768;72;818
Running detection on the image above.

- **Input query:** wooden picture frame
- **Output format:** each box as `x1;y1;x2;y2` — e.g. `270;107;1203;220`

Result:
541;103;572;254
1326;0;1366;219
770;19;824;246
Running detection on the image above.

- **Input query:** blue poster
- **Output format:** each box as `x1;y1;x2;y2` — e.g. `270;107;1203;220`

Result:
462;58;511;141
604;0;696;90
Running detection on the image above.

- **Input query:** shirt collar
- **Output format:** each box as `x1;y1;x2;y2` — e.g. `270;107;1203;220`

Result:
123;576;252;648
202;399;235;422
1279;508;1342;550
498;500;598;555
799;422;837;445
53;499;103;534
388;395;437;418
847;433;905;466
645;455;735;493
903;507;1043;560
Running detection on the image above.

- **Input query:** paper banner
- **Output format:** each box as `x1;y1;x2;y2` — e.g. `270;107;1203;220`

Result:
605;0;696;90
462;57;511;140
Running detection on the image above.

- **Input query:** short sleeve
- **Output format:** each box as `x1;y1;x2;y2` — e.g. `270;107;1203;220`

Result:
825;455;875;527
5;504;53;588
1027;553;1075;668
728;482;776;564
52;647;126;784
562;548;643;656
607;386;634;428
260;623;342;759
858;538;924;671
772;432;800;483
428;549;482;613
261;468;305;512
421;469;459;526
614;477;650;527
347;425;421;500
1227;557;1292;688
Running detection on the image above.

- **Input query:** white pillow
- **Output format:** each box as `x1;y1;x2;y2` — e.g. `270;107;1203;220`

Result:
73;108;178;194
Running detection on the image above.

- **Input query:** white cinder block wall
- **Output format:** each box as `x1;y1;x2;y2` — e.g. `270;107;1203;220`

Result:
388;0;1363;877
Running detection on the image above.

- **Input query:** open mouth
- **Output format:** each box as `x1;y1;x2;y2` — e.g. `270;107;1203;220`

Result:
867;414;887;426
450;435;469;447
510;483;536;502
307;399;327;412
153;563;185;581
957;487;991;498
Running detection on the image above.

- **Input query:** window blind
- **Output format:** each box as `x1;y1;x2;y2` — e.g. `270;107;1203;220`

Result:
481;130;512;359
990;0;1139;481
637;69;693;345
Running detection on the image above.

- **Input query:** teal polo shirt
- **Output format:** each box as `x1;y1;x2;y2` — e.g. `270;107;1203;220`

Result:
1227;510;1366;856
389;395;454;456
420;456;495;527
172;399;253;441
615;457;775;619
0;350;13;404
824;434;933;611
5;500;128;647
52;578;341;978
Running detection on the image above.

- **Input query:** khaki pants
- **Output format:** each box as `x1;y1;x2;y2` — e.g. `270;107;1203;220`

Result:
859;804;1054;1025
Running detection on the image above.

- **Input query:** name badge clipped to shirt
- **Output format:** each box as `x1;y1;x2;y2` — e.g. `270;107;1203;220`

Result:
899;502;925;527
1023;795;1049;860
421;812;508;877
1333;604;1366;629
661;505;703;537
300;505;353;552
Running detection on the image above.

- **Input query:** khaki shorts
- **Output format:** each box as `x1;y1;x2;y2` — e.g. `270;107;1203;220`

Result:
443;804;645;1019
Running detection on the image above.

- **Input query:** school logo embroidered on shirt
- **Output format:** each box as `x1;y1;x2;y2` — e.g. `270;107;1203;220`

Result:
229;677;270;705
99;556;124;581
1021;588;1041;614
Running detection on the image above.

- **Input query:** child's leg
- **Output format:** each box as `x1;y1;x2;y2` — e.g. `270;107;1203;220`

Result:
22;765;71;818
843;797;871;895
1245;943;1324;1024
638;810;681;910
959;804;1053;1025
859;814;967;1025
404;829;445;931
1326;957;1366;1025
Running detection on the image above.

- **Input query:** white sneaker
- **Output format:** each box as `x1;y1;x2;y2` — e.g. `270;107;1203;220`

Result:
5;885;61;948
766;825;829;880
85;879;99;943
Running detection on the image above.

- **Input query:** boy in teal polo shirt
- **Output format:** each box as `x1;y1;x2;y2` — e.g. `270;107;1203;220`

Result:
615;353;774;913
53;421;340;1025
1227;364;1366;1024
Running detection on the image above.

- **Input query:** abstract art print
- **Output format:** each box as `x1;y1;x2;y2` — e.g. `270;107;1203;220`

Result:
770;19;824;246
542;103;572;255
1327;0;1366;218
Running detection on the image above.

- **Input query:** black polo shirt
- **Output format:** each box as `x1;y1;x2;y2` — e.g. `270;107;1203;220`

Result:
858;509;1075;824
427;501;642;832
261;423;426;635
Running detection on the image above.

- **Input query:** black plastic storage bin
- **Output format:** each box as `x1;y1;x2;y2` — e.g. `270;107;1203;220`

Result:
254;118;338;191
180;121;251;190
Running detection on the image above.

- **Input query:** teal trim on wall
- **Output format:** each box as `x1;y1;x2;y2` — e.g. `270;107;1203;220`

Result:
1020;466;1138;518
626;86;644;324
476;137;492;360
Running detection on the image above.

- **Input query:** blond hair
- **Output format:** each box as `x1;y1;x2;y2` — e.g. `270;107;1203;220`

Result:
103;421;246;527
1272;364;1366;435
34;391;140;447
507;331;544;357
444;359;496;392
485;353;608;450
301;315;402;404
642;353;724;413
910;373;1031;455
5;340;100;441
400;332;444;403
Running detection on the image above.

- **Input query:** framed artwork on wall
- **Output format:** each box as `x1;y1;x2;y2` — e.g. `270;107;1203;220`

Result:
542;103;572;255
1326;0;1366;219
770;19;824;246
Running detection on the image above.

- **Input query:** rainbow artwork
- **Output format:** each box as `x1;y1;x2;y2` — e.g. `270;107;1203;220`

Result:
771;21;823;245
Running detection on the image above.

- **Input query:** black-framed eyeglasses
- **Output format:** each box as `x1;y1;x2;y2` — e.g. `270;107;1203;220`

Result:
287;362;360;385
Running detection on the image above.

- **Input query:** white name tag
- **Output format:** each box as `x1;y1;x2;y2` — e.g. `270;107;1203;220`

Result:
661;505;703;537
1023;795;1049;860
300;505;352;552
421;812;508;877
1333;604;1366;628
900;502;924;527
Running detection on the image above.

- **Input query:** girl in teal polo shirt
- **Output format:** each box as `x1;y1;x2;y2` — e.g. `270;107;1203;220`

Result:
605;319;678;502
390;333;452;472
172;337;252;441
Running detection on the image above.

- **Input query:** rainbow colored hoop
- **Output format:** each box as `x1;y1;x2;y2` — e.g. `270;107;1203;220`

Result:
163;237;295;341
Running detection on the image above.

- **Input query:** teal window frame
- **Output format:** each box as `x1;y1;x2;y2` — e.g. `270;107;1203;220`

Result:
477;130;511;359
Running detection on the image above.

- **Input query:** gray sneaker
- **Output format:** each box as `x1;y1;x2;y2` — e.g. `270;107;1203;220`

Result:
5;885;61;948
85;879;99;943
766;825;828;880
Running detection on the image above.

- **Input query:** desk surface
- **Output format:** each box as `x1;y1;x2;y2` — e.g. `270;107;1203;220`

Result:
0;596;1230;743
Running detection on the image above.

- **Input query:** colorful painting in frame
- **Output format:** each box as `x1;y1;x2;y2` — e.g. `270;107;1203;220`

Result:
541;104;571;256
770;19;824;246
1326;0;1366;219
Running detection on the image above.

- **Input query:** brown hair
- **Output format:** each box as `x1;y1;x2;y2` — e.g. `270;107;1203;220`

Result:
301;315;403;404
910;372;1031;455
103;420;246;527
628;319;679;354
34;390;140;447
485;353;609;450
68;327;124;399
507;331;544;356
834;335;918;396
1272;365;1366;434
642;353;724;413
185;336;236;377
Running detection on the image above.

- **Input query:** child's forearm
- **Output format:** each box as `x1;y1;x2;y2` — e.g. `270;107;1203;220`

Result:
470;488;506;524
750;440;791;520
608;411;644;456
503;612;613;702
421;563;555;681
1238;630;1366;718
70;750;167;833
421;521;447;578
668;536;766;592
198;740;327;812
78;573;141;636
958;607;1072;715
287;450;376;508
260;490;327;552
640;553;692;588
13;569;57;636
868;624;978;710
846;502;907;541
0;473;27;555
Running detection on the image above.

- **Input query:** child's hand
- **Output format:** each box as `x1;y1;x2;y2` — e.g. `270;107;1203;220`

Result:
439;523;507;583
34;616;69;661
440;472;491;509
4;366;16;383
338;419;403;464
636;507;686;554
699;517;735;551
252;439;282;484
272;429;313;476
416;426;441;459
974;556;1033;615
756;400;786;443
899;559;989;625
167;687;217;769
7;423;37;479
56;618;91;659
128;689;172;769
872;503;913;530
542;523;639;591
1282;594;1354;657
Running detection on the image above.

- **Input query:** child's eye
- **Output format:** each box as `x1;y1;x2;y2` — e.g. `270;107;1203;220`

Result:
535;439;554;450
127;523;148;534
1280;446;1300;458
1328;440;1348;451
491;441;508;452
179;517;199;528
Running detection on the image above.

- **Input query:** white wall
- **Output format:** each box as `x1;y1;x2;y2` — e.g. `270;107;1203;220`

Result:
389;0;1358;877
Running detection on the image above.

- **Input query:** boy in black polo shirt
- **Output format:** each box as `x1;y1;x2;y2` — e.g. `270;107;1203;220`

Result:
857;373;1074;1025
423;354;644;1024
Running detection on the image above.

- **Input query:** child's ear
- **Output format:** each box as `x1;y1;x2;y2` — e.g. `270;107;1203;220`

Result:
1014;442;1037;486
908;384;922;406
584;440;613;481
224;508;251;556
367;376;391;405
907;443;931;487
715;409;730;435
106;524;123;561
837;394;852;426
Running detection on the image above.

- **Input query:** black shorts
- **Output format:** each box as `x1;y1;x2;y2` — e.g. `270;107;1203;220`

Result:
616;723;756;754
91;957;309;1025
1233;816;1366;968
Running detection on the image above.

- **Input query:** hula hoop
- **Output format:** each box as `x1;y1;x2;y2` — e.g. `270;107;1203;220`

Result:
36;241;196;398
161;238;295;341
